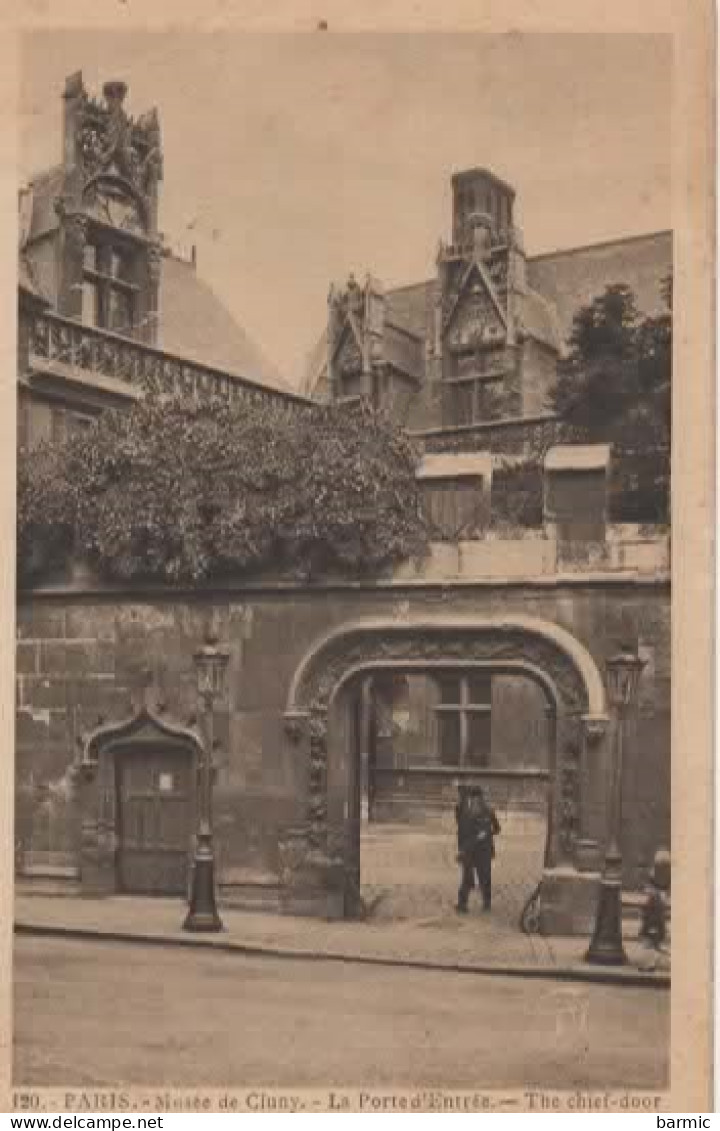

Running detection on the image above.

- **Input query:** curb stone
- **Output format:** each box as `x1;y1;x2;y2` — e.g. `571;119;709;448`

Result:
14;920;670;989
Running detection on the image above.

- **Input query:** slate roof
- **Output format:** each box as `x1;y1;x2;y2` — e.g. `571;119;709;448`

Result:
159;254;290;392
384;321;424;380
18;255;47;304
300;331;329;397
302;230;672;393
526;231;672;346
382;234;672;352
386;281;436;339
18;242;289;392
24;166;64;242
18;162;290;392
517;289;562;352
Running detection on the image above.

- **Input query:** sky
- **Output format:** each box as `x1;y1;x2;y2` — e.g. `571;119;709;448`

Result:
20;32;671;385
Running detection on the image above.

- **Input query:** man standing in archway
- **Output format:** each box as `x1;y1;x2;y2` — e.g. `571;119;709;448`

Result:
455;786;501;913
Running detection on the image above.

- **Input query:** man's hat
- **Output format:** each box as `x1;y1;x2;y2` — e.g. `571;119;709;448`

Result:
650;848;671;891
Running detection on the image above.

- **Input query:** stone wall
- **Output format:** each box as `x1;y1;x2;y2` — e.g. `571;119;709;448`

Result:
521;339;557;417
491;675;551;771
16;576;670;893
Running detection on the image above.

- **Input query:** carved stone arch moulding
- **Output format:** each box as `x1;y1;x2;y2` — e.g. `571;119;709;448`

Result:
287;615;606;718
284;615;608;871
80;704;203;776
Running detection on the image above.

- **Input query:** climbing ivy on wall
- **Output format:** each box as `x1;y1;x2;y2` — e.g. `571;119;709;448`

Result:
17;440;76;585
17;396;429;586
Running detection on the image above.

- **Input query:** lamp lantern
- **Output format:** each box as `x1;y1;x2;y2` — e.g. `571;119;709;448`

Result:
605;645;646;709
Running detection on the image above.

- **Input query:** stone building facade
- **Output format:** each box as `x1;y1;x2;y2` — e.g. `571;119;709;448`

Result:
16;566;670;933
16;75;672;935
19;72;292;452
301;167;671;829
304;166;671;436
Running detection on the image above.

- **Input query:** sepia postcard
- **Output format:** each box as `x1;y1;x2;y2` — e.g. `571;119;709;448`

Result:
0;0;714;1115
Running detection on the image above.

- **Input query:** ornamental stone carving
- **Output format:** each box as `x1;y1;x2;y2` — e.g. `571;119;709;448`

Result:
446;288;505;352
336;331;363;377
582;714;610;744
283;619;605;891
73;79;163;202
555;715;583;858
307;707;329;851
147;242;164;286
285;617;607;879
296;626;588;716
283;711;308;744
328;274;386;388
558;746;581;855
61;210;89;253
488;254;509;293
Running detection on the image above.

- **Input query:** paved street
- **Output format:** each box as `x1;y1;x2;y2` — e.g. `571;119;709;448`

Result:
15;937;668;1090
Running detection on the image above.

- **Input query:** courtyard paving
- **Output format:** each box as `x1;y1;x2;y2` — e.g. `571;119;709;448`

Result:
360;810;546;929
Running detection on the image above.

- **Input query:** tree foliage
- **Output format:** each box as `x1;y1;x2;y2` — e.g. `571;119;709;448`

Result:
18;395;428;585
490;458;544;529
552;275;672;524
553;276;672;448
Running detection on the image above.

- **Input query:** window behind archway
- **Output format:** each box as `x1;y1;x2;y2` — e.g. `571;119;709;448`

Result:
370;668;550;776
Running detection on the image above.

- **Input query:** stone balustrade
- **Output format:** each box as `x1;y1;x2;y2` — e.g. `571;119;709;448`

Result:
26;309;315;416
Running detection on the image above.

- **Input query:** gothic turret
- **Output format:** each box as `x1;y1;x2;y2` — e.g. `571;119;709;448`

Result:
451;167;515;249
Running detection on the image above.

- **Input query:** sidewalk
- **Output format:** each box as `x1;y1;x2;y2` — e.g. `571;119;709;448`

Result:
14;892;670;987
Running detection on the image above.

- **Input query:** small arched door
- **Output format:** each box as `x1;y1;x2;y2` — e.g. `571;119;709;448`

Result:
79;707;204;899
114;741;195;895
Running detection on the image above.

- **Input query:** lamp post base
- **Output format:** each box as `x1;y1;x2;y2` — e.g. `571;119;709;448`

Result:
585;878;626;966
183;845;223;933
183;912;223;932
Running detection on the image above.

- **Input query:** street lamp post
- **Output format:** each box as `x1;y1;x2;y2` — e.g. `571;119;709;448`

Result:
183;633;229;933
585;643;646;966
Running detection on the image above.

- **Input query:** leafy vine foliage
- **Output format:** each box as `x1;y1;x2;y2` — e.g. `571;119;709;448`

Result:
17;441;76;584
18;396;429;585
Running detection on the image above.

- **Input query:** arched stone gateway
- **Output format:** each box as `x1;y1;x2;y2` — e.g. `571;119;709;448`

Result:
282;615;611;935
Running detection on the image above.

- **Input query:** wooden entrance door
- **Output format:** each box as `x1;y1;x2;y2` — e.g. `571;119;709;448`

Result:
116;745;195;896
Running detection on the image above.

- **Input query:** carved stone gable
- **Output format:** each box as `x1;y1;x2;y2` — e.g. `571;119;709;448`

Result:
488;252;509;294
335;325;364;378
445;275;506;351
